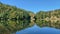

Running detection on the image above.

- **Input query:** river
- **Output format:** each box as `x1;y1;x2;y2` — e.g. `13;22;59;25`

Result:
16;24;60;34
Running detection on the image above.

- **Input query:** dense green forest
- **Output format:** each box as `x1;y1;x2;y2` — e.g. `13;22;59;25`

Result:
0;2;35;34
0;2;31;20
1;2;60;34
36;9;60;29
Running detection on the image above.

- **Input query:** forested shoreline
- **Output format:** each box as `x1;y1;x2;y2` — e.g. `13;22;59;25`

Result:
36;9;60;30
0;2;60;34
0;2;35;34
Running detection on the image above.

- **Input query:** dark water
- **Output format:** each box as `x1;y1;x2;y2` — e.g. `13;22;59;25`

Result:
16;24;60;34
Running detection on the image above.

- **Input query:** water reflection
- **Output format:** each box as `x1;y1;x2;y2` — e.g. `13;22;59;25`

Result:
0;20;60;34
0;20;34;34
16;24;60;34
36;20;60;29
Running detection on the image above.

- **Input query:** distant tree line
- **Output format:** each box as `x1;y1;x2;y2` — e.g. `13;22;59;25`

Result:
0;2;60;34
36;9;60;30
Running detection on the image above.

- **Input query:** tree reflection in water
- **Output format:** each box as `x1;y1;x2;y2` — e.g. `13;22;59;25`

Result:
0;20;34;34
36;20;60;29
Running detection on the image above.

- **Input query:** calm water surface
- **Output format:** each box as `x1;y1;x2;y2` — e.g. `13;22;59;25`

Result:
16;24;60;34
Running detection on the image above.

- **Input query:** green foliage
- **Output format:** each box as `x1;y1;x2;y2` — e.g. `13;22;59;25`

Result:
0;2;34;34
1;2;60;34
0;2;31;20
36;9;60;29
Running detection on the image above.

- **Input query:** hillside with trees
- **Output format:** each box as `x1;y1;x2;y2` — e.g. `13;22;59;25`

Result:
0;2;34;34
1;2;60;34
36;9;60;29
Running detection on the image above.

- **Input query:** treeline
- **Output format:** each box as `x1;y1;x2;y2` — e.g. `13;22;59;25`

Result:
36;9;60;23
0;2;34;20
0;2;35;34
1;2;60;34
36;9;60;30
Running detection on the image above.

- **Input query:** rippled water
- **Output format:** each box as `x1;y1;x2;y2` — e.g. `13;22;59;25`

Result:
16;24;60;34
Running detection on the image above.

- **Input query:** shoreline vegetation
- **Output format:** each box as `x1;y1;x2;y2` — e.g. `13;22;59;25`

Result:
0;2;35;34
0;2;60;34
36;10;60;30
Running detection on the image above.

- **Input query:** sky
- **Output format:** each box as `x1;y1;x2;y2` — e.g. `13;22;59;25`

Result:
0;0;60;13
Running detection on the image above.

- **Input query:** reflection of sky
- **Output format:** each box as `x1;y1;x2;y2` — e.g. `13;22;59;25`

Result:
0;0;60;13
16;25;60;34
